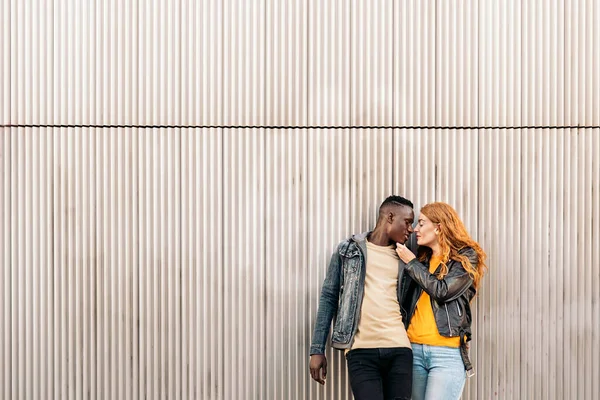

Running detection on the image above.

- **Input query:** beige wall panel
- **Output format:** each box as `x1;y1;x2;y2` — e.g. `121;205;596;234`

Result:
0;128;7;398
392;129;437;206
305;130;394;399
222;130;266;398
434;130;479;233
2;0;598;128
180;128;223;398
595;1;600;126
264;131;307;399
137;128;181;398
393;0;436;127
180;1;223;126
308;0;351;126
349;130;394;230
350;0;393;126
592;127;600;398
305;130;353;400
565;0;599;126
2;0;225;126
1;1;8;123
522;0;565;126
518;128;599;400
266;1;308;126
473;129;522;399
479;0;522;126
223;1;266;126
436;1;479;126
0;130;599;399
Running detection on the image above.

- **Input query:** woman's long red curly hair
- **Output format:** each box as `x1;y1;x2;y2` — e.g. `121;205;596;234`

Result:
418;202;487;289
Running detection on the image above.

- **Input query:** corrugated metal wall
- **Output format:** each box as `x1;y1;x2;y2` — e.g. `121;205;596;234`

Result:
1;1;599;399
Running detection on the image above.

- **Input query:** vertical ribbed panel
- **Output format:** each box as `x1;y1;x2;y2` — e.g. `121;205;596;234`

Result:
137;128;181;398
436;1;478;126
3;0;597;127
0;128;7;399
97;127;141;399
4;0;222;126
435;130;479;231
392;129;437;204
0;0;8;123
265;131;307;399
305;130;352;400
266;1;308;125
349;130;394;231
180;128;223;399
2;1;600;400
595;1;600;126
592;128;600;399
565;0;599;125
519;129;600;400
479;0;522;126
475;129;522;399
220;130;266;399
223;0;266;126
180;2;223;126
308;0;350;125
394;0;436;126
522;0;565;126
350;0;393;125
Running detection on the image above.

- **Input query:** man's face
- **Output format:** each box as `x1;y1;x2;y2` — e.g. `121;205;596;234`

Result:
387;205;415;244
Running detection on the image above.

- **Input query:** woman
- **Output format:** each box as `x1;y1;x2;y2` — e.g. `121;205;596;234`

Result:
396;202;487;400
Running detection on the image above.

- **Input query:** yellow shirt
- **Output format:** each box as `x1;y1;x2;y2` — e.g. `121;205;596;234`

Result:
350;240;411;350
407;255;461;348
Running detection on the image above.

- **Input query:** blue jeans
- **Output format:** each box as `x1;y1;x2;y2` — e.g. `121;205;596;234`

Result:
411;344;466;400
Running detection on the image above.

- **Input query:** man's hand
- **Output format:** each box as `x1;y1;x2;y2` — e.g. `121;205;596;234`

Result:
309;354;328;385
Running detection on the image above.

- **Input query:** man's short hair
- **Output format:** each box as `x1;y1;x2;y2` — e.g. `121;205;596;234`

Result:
379;195;414;212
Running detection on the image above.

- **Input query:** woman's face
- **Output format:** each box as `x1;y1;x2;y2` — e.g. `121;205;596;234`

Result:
414;213;439;248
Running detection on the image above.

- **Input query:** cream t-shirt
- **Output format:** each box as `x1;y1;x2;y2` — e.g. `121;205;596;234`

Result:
350;240;411;350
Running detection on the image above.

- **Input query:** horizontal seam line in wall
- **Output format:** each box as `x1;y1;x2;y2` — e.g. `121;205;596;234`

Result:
1;124;600;130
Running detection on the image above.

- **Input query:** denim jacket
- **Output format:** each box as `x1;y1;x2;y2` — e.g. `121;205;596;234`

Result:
309;232;410;355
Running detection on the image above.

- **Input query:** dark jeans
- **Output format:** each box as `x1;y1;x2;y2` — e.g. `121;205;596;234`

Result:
346;347;413;400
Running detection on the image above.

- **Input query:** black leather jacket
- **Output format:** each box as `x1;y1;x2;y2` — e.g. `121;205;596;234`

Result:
400;247;478;373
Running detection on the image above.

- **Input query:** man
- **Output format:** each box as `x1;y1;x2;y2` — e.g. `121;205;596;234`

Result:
309;195;415;400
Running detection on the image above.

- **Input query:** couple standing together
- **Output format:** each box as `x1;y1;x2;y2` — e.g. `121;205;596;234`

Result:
309;196;487;400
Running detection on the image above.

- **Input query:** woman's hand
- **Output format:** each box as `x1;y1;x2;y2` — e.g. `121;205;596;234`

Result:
396;243;416;263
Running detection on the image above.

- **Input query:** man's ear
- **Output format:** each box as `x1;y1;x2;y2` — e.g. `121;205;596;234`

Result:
387;212;395;223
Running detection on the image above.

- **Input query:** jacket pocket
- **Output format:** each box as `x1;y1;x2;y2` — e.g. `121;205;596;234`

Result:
338;244;361;259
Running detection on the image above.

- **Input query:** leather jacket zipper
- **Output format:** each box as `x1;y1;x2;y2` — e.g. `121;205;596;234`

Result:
445;304;453;335
456;302;462;317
